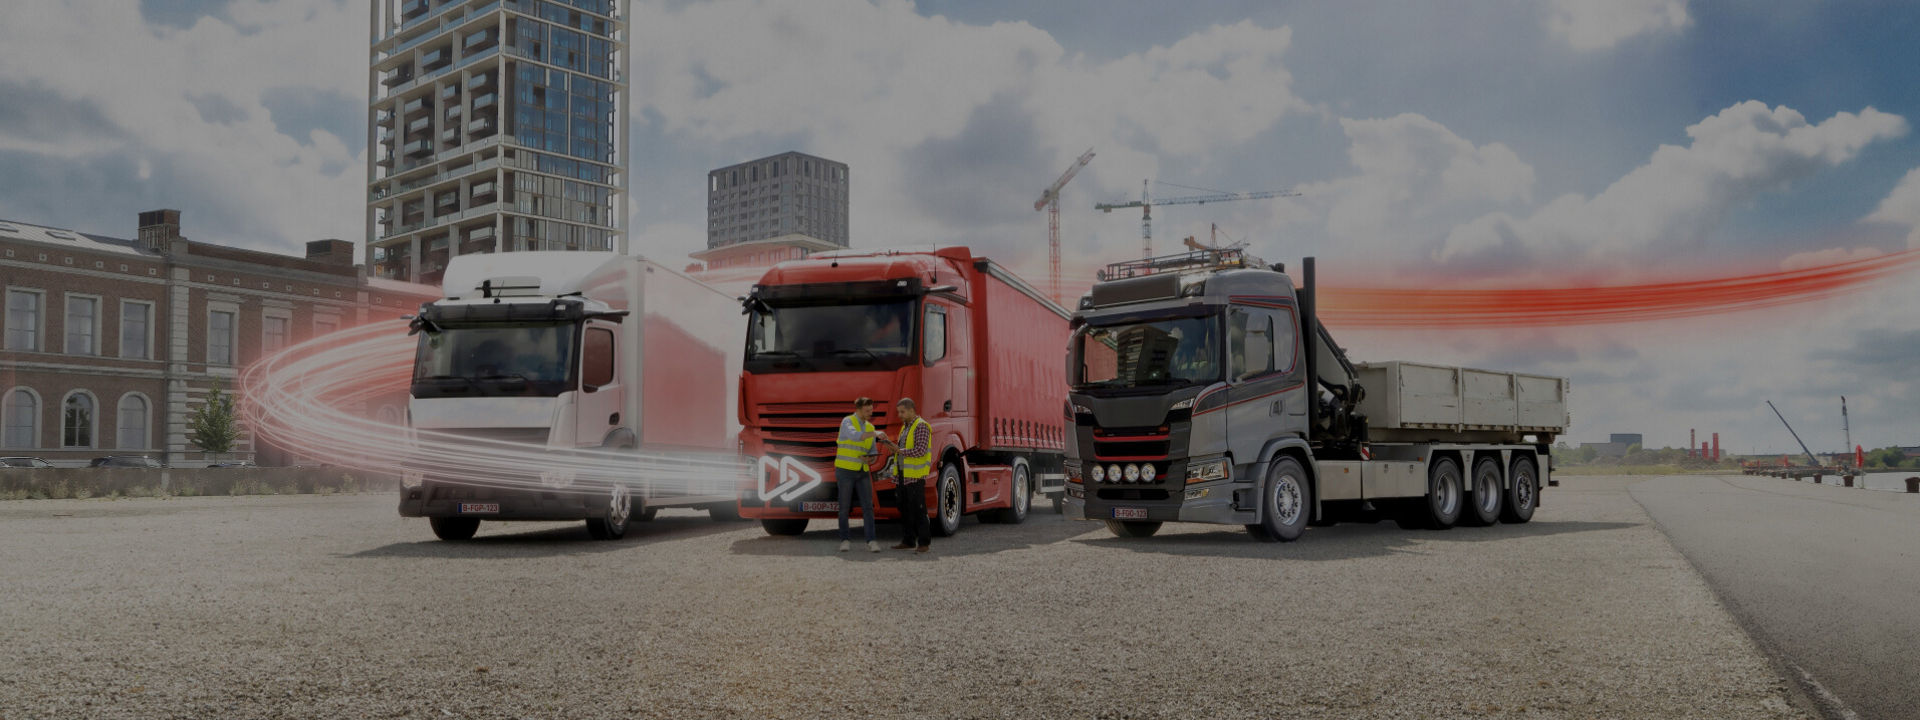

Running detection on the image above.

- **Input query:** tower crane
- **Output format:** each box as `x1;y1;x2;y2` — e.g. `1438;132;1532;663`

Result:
1097;181;1302;258
1035;148;1095;303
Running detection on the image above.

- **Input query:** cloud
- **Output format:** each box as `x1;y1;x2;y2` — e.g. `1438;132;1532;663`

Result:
1440;101;1908;270
1866;167;1920;248
1546;0;1690;51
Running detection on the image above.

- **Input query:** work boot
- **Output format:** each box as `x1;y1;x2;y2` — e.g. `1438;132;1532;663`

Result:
838;540;850;552
867;541;880;553
891;542;914;550
915;545;930;554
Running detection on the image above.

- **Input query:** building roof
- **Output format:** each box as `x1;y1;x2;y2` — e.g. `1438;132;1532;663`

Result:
0;218;154;257
689;233;842;261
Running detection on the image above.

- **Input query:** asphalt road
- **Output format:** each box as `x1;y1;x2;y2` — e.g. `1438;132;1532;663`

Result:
0;478;1806;719
1631;474;1920;720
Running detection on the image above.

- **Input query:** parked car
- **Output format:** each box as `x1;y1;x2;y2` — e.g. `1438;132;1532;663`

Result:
89;456;164;468
1;456;55;468
206;460;258;468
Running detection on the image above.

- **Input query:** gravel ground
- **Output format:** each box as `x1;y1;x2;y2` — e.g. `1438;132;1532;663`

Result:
0;477;1806;719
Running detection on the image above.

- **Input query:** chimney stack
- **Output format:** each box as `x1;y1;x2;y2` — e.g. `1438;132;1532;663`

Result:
137;209;182;255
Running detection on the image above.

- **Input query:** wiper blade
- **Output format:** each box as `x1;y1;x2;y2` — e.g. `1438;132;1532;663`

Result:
476;373;530;383
417;375;472;386
830;349;879;362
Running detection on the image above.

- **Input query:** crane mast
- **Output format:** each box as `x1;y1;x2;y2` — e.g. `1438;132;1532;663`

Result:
1033;148;1094;303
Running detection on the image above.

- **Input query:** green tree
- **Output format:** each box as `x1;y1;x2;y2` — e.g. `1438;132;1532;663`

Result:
188;381;241;456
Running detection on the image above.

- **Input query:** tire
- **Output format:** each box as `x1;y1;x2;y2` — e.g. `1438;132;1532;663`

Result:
428;516;479;541
993;462;1032;524
760;518;809;536
1460;456;1503;527
932;462;964;537
584;484;632;540
1246;455;1311;542
707;503;741;522
1418;457;1464;530
1500;455;1539;524
1106;520;1162;538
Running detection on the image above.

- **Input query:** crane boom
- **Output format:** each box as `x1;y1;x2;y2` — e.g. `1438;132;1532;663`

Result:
1034;148;1095;303
1096;183;1303;257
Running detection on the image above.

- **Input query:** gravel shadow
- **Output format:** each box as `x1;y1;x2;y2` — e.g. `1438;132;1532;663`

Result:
344;515;748;559
1078;519;1639;561
728;512;1100;560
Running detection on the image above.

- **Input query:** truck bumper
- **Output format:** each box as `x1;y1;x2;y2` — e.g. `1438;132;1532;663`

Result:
399;481;605;521
1069;480;1258;525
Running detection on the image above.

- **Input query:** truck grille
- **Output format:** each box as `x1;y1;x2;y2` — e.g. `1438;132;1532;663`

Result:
425;427;551;447
753;402;889;460
1092;427;1169;461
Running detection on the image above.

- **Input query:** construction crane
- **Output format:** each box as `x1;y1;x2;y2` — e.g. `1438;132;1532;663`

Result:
1097;181;1302;258
1034;148;1095;303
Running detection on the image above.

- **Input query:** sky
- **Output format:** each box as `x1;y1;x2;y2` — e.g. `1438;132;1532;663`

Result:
1;0;1917;454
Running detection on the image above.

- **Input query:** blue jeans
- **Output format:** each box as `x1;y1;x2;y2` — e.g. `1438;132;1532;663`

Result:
836;467;876;542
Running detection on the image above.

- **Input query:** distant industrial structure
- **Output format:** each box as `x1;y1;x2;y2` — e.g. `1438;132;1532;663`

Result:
365;0;629;286
1579;432;1644;458
691;151;848;271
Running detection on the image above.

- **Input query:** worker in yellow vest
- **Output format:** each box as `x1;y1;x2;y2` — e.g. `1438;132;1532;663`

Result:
835;397;890;552
890;397;934;553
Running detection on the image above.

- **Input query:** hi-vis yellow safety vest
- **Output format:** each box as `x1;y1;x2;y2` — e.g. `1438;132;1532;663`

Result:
899;417;931;480
834;415;877;471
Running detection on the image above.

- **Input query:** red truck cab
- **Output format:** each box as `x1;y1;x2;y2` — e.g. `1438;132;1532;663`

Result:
737;247;1069;537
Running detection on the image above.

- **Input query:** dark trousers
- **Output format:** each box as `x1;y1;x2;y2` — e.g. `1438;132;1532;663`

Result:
836;467;876;543
896;479;930;547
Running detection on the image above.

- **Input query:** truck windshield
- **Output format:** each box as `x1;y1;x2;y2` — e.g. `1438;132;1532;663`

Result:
746;300;916;372
412;322;577;397
1074;317;1221;390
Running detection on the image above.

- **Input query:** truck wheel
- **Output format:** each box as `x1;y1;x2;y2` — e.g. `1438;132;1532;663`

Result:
428;517;479;541
1500;455;1539;524
1106;520;1162;538
585;485;632;540
1460;456;1503;527
993;462;1032;524
933;463;964;537
761;518;809;536
1416;457;1464;530
707;503;741;522
1246;456;1311;542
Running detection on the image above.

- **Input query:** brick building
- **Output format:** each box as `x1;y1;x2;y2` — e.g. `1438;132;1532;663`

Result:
1;210;435;467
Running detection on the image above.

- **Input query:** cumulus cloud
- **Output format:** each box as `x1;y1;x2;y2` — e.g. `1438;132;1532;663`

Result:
1866;167;1920;248
1547;0;1691;51
1440;101;1908;269
0;1;366;252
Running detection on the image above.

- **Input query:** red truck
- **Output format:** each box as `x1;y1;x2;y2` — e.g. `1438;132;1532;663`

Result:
737;247;1071;537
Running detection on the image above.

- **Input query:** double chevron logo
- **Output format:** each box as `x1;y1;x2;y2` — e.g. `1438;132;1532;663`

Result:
755;455;822;502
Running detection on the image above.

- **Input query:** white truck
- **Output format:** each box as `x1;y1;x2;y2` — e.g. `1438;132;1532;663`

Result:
400;252;744;541
1063;250;1568;541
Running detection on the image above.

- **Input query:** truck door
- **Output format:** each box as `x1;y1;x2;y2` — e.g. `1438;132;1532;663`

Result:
577;322;624;448
921;303;953;417
1225;304;1307;477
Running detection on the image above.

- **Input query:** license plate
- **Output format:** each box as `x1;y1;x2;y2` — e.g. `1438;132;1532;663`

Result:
1112;507;1148;519
458;503;499;514
800;501;839;513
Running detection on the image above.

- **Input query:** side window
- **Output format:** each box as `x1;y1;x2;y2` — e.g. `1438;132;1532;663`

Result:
923;305;947;364
1229;307;1275;382
1274;308;1299;373
583;327;615;388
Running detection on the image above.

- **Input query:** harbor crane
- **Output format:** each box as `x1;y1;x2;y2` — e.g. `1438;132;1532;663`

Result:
1097;181;1302;258
1035;148;1095;303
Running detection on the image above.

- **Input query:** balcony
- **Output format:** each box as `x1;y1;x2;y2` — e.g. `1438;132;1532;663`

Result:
464;28;497;52
401;0;427;19
467;117;493;134
421;46;451;71
439;84;460;100
465;72;495;91
407;116;431;133
440;127;460;144
472;93;495;111
404;139;433;157
381;68;415;88
445;104;463;120
403;96;429;117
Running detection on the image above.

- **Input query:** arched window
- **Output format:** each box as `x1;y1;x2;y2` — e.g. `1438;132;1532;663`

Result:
62;392;95;448
2;388;37;449
117;394;150;450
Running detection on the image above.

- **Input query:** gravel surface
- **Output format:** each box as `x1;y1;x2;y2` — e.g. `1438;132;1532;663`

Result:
0;478;1806;719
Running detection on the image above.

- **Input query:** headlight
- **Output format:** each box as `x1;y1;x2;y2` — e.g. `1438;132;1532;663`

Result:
1186;458;1230;484
1066;462;1083;483
1107;464;1123;483
1141;464;1157;482
1170;398;1194;411
1124;464;1140;482
1090;464;1106;482
1073;404;1093;415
